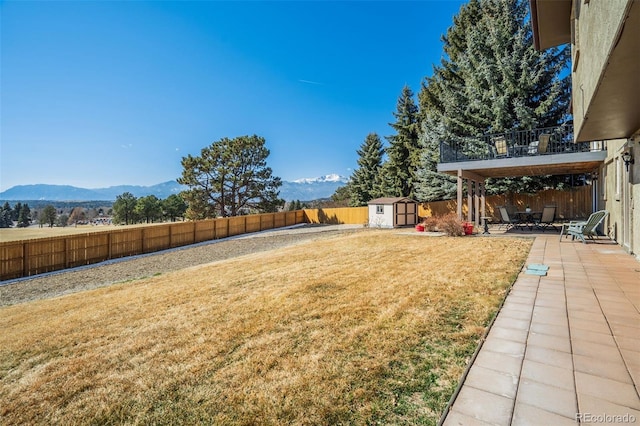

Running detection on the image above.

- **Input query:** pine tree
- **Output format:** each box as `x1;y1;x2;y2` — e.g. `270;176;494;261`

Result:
350;133;385;206
414;119;458;201
41;205;57;228
163;194;188;222
113;192;138;225
12;202;22;222
179;135;282;218
0;202;12;228
416;0;570;197
330;185;352;207
17;204;31;228
384;85;420;199
135;195;162;223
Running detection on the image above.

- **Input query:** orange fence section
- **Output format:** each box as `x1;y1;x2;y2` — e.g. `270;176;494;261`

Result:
303;207;368;225
0;211;305;281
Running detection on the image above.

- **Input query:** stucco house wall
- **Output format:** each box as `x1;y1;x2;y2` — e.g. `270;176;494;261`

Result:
599;139;639;257
571;0;630;135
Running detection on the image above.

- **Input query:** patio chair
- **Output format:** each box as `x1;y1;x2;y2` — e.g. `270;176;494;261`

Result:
535;205;558;232
560;210;609;243
497;206;521;230
526;134;550;155
537;134;550;154
493;136;509;158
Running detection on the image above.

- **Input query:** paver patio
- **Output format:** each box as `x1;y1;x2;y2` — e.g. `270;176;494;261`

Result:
441;232;640;425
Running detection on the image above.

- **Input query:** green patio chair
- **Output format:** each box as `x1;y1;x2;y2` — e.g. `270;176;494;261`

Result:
560;210;609;243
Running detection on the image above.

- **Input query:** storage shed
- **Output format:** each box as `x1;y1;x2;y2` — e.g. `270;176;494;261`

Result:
367;197;418;228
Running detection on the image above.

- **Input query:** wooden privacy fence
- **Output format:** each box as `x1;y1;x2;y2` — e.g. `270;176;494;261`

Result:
1;211;305;281
302;187;593;225
419;186;593;222
303;207;368;225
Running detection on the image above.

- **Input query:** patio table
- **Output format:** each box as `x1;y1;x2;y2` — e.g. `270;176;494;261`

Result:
515;211;541;230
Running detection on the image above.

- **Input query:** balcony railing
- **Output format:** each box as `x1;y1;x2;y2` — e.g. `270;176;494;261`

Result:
439;125;606;163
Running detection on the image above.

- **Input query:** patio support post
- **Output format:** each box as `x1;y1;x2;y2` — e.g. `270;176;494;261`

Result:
475;181;481;227
457;170;486;228
481;181;486;226
467;179;473;223
457;170;463;220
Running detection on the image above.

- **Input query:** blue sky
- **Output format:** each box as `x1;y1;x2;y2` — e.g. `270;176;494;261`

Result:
1;0;466;191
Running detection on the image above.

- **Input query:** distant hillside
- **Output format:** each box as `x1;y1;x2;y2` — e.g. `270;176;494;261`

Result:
0;181;185;202
0;175;349;203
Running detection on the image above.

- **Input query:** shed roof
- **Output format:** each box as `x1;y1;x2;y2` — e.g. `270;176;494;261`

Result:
367;197;416;205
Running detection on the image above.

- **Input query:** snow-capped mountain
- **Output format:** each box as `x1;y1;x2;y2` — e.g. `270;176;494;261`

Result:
292;174;348;184
281;174;349;201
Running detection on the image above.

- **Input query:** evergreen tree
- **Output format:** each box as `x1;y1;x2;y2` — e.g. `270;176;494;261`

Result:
179;135;282;218
41;205;57;228
415;119;458;201
416;0;570;196
135;195;162;223
384;85;420;199
350;133;385;206
12;202;22;221
163;194;188;221
113;192;138;225
0;202;12;228
17;204;31;228
331;184;353;207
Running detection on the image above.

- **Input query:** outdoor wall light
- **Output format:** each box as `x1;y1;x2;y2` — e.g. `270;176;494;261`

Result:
621;151;634;172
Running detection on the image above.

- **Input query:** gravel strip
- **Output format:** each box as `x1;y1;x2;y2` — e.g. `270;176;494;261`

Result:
0;224;364;307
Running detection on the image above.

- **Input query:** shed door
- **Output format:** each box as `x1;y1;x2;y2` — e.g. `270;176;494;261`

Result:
395;203;406;226
406;202;417;225
394;202;417;227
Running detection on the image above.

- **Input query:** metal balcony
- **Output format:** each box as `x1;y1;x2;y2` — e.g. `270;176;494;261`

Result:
437;126;607;178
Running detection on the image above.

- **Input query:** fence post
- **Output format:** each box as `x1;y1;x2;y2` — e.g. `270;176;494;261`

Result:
65;237;70;269
22;241;29;278
108;232;112;260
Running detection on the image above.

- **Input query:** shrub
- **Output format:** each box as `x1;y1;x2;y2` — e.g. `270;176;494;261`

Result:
421;216;439;232
436;213;465;236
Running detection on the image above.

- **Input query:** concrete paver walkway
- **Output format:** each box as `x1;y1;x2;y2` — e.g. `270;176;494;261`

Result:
442;234;640;425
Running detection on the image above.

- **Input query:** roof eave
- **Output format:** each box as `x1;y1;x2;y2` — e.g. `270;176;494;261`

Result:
529;0;572;51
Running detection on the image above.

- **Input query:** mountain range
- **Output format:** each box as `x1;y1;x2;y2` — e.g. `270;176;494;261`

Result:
0;175;349;202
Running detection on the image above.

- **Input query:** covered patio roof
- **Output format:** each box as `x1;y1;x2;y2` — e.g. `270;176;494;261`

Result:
437;151;606;178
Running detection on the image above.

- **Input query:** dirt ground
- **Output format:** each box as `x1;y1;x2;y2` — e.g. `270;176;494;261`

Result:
0;224;364;307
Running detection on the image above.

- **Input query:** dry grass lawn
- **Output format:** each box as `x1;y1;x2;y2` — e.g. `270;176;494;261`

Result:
0;231;532;425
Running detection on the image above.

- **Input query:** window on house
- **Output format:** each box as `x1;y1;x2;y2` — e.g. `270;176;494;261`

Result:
376;205;384;214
